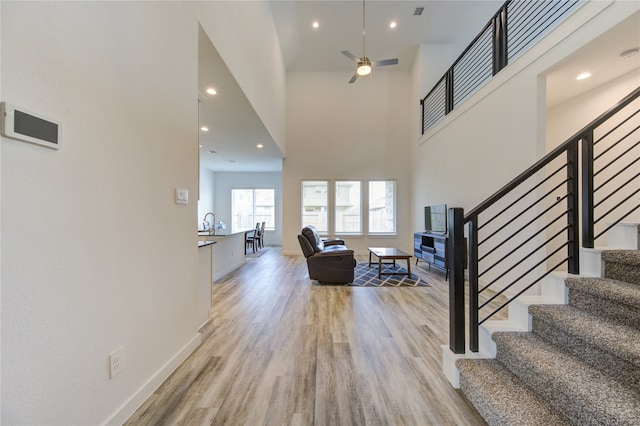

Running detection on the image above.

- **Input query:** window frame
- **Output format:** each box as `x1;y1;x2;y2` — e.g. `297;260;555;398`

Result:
301;180;329;234
300;179;398;237
231;188;276;232
334;180;363;236
367;180;397;236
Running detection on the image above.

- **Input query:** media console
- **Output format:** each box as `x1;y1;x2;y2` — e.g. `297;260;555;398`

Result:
414;231;466;279
414;231;447;275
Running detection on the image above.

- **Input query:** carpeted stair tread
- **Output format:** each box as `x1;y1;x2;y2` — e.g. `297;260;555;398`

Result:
601;249;640;284
529;304;640;388
565;277;640;328
456;358;569;426
530;304;640;366
601;249;640;266
493;332;640;425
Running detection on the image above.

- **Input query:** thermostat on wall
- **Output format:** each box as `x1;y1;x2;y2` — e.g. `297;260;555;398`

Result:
1;102;62;149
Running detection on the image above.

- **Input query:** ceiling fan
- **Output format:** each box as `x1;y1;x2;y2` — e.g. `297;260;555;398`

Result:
341;0;398;83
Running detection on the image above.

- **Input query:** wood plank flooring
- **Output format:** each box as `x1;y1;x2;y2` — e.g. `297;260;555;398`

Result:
126;248;487;425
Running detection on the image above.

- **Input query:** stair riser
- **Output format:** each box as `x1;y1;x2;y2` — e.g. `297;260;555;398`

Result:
532;316;640;390
457;359;570;426
458;376;510;425
569;290;640;329
607;223;640;249
603;260;640;285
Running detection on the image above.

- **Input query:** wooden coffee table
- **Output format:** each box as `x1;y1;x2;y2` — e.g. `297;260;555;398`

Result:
368;247;412;279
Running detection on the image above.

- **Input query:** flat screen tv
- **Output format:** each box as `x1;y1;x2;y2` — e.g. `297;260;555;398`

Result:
425;204;447;234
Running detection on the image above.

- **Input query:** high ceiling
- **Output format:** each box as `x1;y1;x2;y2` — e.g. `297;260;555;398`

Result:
198;1;640;173
270;0;504;73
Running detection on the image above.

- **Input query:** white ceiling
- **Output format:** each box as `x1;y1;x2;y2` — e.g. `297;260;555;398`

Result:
198;26;284;173
198;1;640;173
270;0;504;73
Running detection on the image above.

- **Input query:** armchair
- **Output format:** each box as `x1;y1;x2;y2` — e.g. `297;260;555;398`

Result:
297;225;356;284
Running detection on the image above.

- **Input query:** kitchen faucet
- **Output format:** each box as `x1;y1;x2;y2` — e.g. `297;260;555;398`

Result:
203;212;216;235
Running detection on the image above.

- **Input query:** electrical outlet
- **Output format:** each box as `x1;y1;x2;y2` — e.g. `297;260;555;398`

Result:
109;347;123;379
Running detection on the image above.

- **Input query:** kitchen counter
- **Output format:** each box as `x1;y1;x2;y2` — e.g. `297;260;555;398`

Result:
197;229;249;281
198;240;217;248
198;228;253;238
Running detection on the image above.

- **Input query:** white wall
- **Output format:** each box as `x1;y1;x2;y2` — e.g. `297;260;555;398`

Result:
198;167;216;228
411;43;460;141
283;71;412;255
213;172;283;245
191;1;287;157
1;2;199;424
547;70;640;147
547;70;640;228
1;0;289;422
411;0;639;230
0;2;3;420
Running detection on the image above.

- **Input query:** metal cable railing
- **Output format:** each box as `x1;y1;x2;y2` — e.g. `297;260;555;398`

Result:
448;87;640;353
421;0;583;134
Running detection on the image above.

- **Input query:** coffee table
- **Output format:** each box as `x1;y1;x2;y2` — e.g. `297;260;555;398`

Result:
368;247;412;279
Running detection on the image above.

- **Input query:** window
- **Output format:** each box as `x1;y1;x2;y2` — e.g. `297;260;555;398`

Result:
335;181;361;234
231;189;275;232
368;180;396;234
301;181;328;233
301;179;397;236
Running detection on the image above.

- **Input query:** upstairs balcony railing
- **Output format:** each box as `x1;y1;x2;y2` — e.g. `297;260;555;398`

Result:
448;87;640;354
421;0;582;134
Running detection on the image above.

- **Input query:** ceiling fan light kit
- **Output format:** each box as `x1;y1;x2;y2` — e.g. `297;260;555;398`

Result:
342;0;398;83
357;58;372;76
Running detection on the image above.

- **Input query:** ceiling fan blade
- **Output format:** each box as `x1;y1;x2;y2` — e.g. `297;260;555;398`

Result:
372;58;399;67
348;73;358;84
342;50;358;61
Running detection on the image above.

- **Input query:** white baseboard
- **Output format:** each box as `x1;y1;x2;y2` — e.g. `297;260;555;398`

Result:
103;333;202;425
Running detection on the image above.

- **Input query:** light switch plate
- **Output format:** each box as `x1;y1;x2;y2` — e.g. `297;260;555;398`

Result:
176;188;188;205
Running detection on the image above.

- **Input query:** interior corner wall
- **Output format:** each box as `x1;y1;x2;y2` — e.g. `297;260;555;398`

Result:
191;1;287;157
547;69;640;224
1;2;199;424
411;44;459;141
282;71;412;255
410;0;639;231
546;70;640;148
213;172;283;246
198;167;216;226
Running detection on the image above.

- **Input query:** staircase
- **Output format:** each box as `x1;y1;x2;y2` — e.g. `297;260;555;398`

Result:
456;223;640;425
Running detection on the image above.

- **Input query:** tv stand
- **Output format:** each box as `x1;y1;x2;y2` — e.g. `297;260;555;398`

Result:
413;231;452;278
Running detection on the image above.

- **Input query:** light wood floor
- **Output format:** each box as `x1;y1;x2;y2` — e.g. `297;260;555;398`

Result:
126;248;486;425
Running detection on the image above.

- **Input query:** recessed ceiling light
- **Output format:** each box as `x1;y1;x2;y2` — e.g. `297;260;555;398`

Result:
576;72;592;80
199;144;202;148
200;126;209;131
257;144;264;148
206;88;217;95
312;21;319;29
390;21;397;29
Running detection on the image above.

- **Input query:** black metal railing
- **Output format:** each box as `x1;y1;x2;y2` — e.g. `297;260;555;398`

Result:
449;87;640;354
421;0;582;134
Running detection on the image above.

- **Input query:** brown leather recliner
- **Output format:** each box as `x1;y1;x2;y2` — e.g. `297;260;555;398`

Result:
297;225;356;284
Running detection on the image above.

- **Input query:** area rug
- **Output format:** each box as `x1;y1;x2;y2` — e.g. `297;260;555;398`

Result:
349;263;430;287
